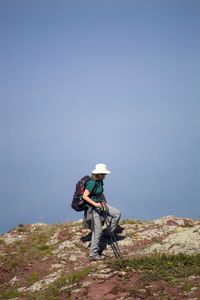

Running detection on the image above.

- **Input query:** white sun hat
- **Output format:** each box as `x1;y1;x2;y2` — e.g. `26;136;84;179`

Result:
92;163;111;174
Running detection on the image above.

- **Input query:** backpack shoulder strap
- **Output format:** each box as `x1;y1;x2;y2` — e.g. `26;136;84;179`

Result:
89;179;98;196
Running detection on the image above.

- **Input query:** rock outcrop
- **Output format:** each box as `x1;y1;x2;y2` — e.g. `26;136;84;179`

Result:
0;215;200;299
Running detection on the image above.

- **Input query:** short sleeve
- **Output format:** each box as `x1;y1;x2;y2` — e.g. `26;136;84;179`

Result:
85;180;95;192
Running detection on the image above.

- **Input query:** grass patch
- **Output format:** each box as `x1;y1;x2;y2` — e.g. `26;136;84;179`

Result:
0;288;21;299
6;253;26;270
27;272;41;286
181;281;197;293
17;224;27;233
129;285;146;297
19;244;28;253
31;225;59;245
37;244;51;251
25;275;68;300
68;221;82;228
67;266;93;284
0;238;5;245
107;253;200;283
0;254;4;264
1;226;57;272
17;228;26;233
26;225;58;259
121;219;144;225
17;227;26;233
26;267;93;299
74;242;88;253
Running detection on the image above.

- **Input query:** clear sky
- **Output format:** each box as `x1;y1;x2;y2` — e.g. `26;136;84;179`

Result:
0;0;200;234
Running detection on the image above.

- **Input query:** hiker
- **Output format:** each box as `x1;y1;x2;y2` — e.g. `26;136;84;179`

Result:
83;163;121;261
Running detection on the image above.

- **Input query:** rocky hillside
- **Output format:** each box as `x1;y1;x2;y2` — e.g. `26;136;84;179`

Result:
0;215;200;300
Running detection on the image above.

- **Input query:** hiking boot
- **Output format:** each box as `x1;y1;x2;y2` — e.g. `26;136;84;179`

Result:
102;228;112;238
89;255;105;261
115;224;124;234
103;229;120;239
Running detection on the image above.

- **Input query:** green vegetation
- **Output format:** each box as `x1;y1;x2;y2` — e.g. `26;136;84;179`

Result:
0;288;21;299
17;224;27;233
31;225;57;244
129;285;145;297
74;242;88;253
26;267;93;300
0;254;4;265
19;244;28;253
6;253;26;269
27;272;41;286
0;225;59;275
0;238;5;245
121;219;144;225
26;225;58;259
180;223;193;228
107;253;200;283
1;271;70;300
37;244;51;251
68;266;93;284
181;281;198;293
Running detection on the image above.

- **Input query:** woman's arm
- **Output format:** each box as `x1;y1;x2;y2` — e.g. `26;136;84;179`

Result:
83;189;103;208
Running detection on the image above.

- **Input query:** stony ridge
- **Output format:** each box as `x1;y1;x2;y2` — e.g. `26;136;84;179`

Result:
0;215;200;299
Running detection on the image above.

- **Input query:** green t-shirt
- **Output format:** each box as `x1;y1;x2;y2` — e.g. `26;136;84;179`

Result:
85;179;104;203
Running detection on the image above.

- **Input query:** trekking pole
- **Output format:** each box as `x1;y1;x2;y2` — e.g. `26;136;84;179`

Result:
101;203;122;260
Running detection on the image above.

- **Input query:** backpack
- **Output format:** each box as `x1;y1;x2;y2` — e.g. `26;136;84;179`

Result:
71;175;97;212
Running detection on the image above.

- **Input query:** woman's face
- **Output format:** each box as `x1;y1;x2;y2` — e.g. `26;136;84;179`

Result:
98;174;106;180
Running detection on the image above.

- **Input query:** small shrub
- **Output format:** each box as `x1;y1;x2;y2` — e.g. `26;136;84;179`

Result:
68;266;93;284
0;254;4;264
27;272;40;286
7;254;25;270
15;240;24;246
121;219;143;225
18;224;24;227
181;281;197;292
17;224;26;233
19;245;28;253
0;238;5;245
38;244;51;251
129;286;143;297
0;288;20;299
74;242;87;253
18;227;26;233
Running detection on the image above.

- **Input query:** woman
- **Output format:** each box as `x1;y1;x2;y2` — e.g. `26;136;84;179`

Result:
83;163;121;261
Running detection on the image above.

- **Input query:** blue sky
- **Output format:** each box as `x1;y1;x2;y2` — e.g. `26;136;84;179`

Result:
0;0;200;234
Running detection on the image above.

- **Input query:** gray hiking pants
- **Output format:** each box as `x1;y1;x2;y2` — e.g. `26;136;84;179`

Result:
90;204;121;257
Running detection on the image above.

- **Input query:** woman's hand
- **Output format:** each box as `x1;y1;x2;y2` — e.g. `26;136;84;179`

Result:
83;189;102;207
83;190;106;209
94;202;104;208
